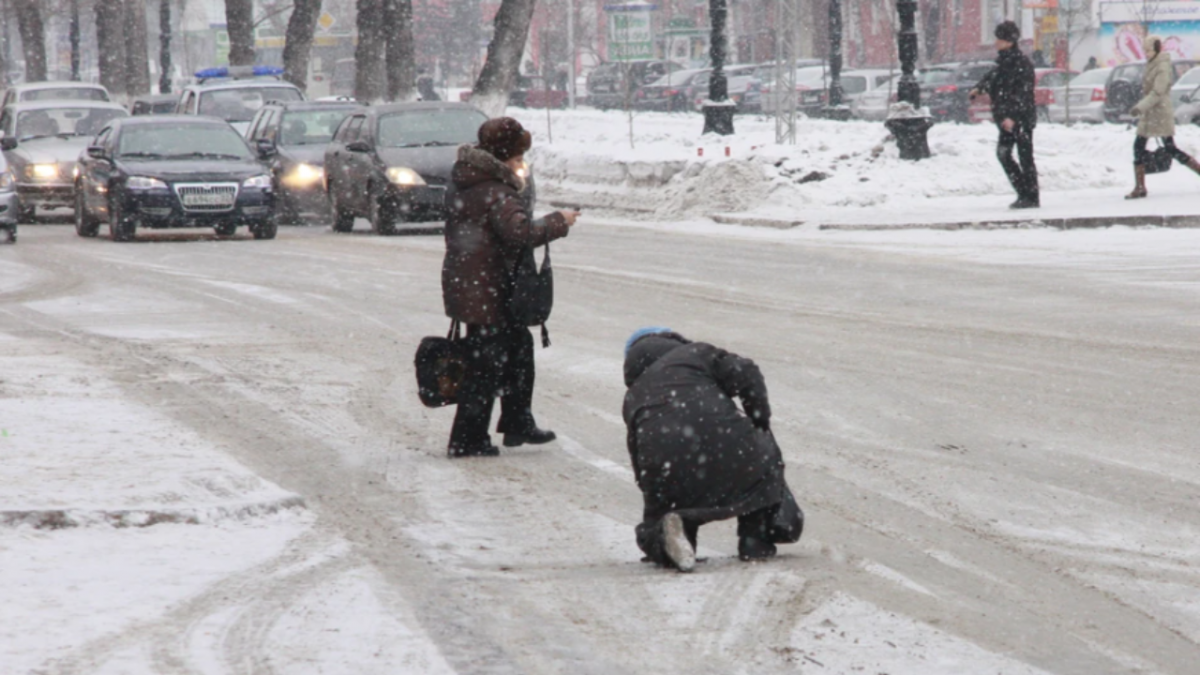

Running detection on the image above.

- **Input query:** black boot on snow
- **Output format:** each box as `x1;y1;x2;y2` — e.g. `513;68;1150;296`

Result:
738;536;778;562
503;428;557;447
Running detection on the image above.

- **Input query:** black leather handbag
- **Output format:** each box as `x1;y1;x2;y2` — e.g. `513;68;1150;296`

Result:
414;320;467;408
1146;140;1173;174
508;241;554;345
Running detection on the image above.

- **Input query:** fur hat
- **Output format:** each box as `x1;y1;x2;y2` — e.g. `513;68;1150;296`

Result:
477;117;531;162
995;21;1020;44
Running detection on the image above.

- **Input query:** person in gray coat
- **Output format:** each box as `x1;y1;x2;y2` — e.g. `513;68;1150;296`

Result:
622;328;804;572
1126;34;1200;199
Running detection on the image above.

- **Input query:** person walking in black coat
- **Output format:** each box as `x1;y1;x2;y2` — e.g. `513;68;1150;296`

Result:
971;21;1040;209
622;328;804;572
441;118;579;457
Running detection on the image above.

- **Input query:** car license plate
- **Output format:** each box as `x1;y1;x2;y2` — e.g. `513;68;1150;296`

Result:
182;192;234;207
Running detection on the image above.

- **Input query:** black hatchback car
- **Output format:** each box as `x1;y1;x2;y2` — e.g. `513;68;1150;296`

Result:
74;116;275;241
245;100;362;223
323;102;488;234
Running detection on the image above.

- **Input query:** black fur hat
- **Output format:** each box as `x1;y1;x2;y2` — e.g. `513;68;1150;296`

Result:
995;21;1020;43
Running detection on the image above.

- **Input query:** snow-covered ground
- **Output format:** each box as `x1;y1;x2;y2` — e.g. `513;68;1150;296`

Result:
511;108;1200;226
3;108;1200;673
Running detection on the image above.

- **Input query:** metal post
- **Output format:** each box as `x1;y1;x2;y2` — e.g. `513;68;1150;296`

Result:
567;0;576;108
774;0;799;143
885;0;932;159
826;0;843;108
702;0;734;135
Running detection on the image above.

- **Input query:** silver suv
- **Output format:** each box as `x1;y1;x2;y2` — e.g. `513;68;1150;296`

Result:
175;67;305;135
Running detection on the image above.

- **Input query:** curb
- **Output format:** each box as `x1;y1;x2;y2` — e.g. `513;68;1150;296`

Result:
819;214;1200;231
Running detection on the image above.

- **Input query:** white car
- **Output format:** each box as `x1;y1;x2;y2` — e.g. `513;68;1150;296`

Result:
1046;68;1113;124
1175;82;1200;125
1169;65;1200;112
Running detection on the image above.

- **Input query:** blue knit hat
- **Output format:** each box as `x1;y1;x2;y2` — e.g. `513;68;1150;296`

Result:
625;326;672;356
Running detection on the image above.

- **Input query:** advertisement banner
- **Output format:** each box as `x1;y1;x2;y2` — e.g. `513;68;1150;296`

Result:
1100;20;1200;65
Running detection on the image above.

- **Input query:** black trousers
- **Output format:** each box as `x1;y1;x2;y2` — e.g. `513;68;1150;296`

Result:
1133;135;1193;165
448;323;536;448
997;122;1039;202
635;481;804;565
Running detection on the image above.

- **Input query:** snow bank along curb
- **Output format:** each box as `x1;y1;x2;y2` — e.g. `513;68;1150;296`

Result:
821;214;1200;231
0;495;307;530
516;109;1200;227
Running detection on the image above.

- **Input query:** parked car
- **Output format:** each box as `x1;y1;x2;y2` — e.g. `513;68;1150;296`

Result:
175;66;305;134
323;102;489;234
509;75;568;109
0;100;128;221
634;68;711;112
1174;81;1200;125
1103;59;1199;122
686;64;761;112
1169;64;1200;111
1044;68;1113;124
1;81;110;110
130;94;179;116
0;153;15;242
587;60;684;109
244;100;363;223
793;69;894;114
920;61;995;123
968;68;1076;123
73;115;276;241
758;66;829;115
851;73;901;120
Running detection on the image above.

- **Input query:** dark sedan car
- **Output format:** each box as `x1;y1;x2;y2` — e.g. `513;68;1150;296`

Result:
245;100;362;223
323;102;488;234
920;61;995;123
74;116;275;241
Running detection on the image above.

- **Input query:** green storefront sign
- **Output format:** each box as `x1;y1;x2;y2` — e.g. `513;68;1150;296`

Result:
607;6;655;62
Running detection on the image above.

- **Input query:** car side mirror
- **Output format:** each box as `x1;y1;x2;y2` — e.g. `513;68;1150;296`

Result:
255;138;277;158
86;145;106;159
1184;94;1193;103
346;140;371;153
0;137;16;151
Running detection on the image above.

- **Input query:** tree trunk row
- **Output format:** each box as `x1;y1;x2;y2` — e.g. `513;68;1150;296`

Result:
354;0;416;102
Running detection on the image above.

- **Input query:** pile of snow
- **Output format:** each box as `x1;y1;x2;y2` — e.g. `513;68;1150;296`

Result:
512;108;1200;223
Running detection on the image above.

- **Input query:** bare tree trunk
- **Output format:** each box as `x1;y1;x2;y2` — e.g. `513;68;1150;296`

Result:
70;0;81;81
283;0;322;91
472;0;537;118
383;0;416;101
354;0;386;102
13;0;46;82
225;0;255;66
159;0;173;93
96;0;128;95
124;0;152;95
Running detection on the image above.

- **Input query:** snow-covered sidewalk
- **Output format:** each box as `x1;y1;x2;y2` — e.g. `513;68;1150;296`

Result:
512;108;1200;229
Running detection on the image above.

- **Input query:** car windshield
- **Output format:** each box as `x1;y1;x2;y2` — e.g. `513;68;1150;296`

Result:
23;87;108;102
117;124;253;160
376;109;487;148
199;87;303;122
1069;69;1112;86
16;107;126;139
920;70;955;84
1176;67;1200;87
280;109;357;145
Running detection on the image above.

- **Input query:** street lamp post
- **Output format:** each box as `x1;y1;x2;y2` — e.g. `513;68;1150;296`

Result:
821;0;850;120
885;0;932;159
702;0;735;135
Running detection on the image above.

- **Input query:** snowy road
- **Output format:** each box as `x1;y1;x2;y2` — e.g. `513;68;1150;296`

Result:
3;220;1200;674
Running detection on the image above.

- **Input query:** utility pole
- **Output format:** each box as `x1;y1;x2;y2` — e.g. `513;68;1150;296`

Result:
702;0;734;135
884;0;933;159
774;0;799;143
567;0;576;108
70;0;80;81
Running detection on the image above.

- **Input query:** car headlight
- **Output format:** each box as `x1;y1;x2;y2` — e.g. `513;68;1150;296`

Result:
126;175;168;189
0;171;14;192
386;167;426;186
515;160;531;180
243;174;272;189
282;163;323;188
27;163;58;180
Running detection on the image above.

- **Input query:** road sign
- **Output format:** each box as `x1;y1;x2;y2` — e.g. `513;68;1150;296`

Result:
317;11;336;32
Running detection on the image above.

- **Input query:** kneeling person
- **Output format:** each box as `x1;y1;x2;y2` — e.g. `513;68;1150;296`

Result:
622;328;804;572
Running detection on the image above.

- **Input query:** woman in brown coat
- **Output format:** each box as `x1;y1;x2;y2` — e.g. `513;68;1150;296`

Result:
1127;35;1200;199
441;118;579;457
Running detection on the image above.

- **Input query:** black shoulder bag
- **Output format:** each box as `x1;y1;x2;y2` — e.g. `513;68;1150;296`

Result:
1146;139;1173;174
508;241;554;347
414;320;467;408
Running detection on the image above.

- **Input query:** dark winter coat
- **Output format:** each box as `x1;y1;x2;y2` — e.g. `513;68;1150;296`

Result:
977;46;1037;127
622;335;786;525
442;145;569;326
